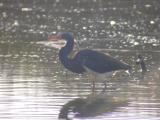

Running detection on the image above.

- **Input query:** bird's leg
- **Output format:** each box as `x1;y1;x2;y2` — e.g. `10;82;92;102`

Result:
91;75;96;92
87;74;96;92
102;72;115;91
92;78;95;92
102;81;107;92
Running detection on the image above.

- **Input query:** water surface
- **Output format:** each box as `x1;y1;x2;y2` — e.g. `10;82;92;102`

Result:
0;0;160;120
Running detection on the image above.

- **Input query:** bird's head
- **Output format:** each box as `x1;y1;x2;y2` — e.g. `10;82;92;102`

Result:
36;32;78;50
48;32;79;50
58;32;74;41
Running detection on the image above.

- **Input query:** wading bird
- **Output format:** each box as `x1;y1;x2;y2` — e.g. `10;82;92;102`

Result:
49;32;131;91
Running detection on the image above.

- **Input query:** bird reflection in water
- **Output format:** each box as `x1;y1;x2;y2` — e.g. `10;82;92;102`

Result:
58;92;128;120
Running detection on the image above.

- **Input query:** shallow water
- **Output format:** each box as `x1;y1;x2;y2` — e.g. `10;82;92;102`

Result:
0;0;160;120
0;42;159;120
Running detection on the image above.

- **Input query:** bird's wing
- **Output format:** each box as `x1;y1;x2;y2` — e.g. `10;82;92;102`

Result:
77;50;130;73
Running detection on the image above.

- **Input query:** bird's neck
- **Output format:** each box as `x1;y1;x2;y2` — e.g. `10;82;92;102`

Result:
59;38;74;62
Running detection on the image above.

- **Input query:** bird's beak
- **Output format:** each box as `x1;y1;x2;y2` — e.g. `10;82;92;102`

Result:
36;35;66;49
47;35;66;49
48;35;62;41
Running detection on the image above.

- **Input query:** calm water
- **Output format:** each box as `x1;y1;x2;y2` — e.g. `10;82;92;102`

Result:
0;0;160;120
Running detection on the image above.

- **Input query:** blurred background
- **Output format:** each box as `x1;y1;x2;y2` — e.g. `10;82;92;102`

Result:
0;0;160;120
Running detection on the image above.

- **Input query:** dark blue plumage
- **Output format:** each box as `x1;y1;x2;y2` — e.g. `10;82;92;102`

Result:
49;32;132;91
51;32;131;75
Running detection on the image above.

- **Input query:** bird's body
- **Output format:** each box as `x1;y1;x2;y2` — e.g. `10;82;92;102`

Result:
49;32;131;91
60;48;131;74
57;32;131;74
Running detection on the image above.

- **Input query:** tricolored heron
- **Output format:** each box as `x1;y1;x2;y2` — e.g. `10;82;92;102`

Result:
49;32;131;91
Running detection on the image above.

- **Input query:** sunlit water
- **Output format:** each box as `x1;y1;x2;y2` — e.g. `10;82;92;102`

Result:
0;0;160;120
0;42;159;120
